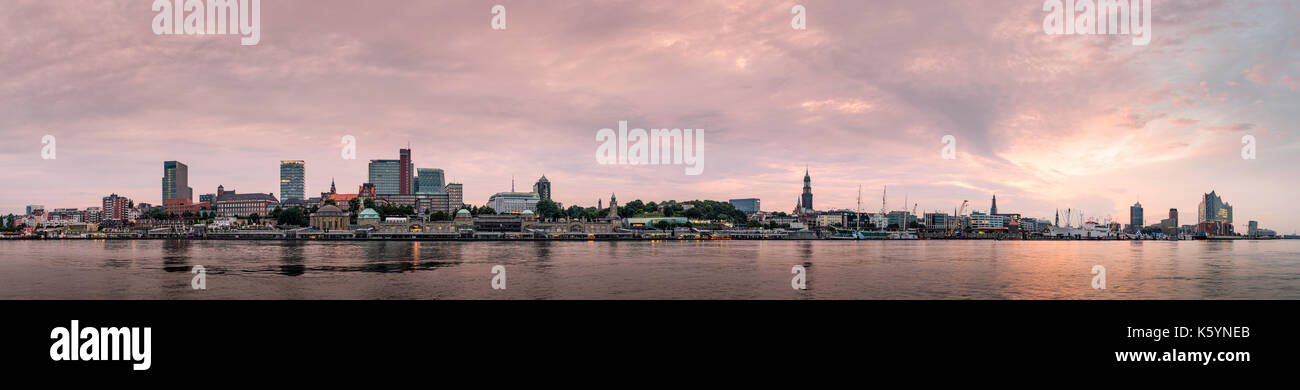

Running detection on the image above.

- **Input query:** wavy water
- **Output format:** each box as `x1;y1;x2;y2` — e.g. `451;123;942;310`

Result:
2;239;1298;299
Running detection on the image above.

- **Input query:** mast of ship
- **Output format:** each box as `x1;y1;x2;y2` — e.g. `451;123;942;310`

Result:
855;184;862;232
880;186;888;232
903;193;909;233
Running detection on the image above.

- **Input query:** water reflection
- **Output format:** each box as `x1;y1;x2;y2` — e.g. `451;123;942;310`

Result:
2;240;1298;299
161;240;192;272
279;241;306;276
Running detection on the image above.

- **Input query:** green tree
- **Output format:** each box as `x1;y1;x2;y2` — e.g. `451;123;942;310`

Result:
565;205;585;220
348;197;361;212
478;206;497;215
277;208;308;227
536;199;562;221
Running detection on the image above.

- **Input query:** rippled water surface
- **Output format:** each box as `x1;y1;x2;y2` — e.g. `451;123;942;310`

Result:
2;239;1298;299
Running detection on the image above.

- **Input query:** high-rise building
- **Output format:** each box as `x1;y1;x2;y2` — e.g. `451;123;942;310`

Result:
729;198;760;214
368;159;402;195
399;148;413;195
443;183;463;209
102;194;130;222
533;175;551;201
800;168;814;212
279;160;306;201
1197;190;1233;224
990;194;998;215
25;205;44;215
417;168;445;194
162;161;192;202
1129;202;1144;228
1168;208;1178;227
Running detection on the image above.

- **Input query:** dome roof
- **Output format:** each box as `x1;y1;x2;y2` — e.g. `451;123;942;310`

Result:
358;208;380;218
315;205;346;217
521;210;535;215
456;209;471;214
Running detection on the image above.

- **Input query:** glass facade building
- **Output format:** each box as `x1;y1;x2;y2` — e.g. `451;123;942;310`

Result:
368;160;402;195
279;160;306;201
162;161;192;202
728;198;760;214
1198;191;1233;224
416;168;445;194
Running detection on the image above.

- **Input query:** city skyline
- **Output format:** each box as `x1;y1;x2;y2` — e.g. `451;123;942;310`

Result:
2;1;1299;231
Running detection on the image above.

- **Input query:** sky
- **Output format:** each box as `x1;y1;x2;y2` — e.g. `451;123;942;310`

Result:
1;0;1297;232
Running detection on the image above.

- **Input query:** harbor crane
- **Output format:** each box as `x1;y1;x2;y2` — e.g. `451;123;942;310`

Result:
947;200;969;238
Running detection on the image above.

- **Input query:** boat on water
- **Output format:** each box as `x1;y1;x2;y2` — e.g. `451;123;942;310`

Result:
826;185;920;240
1047;221;1115;239
829;230;894;240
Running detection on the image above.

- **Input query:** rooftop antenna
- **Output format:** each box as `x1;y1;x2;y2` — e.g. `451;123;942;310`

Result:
511;175;515;192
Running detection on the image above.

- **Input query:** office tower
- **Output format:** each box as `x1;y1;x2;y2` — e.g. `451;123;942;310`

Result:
368;160;402;195
399;148;413;195
1130;202;1144;228
533;175;551;201
162;161;192;202
279;160;306;201
443;183;463;209
417;168;445;194
729;198;760;214
990;194;998;215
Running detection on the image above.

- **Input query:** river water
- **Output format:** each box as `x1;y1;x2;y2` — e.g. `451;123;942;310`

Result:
1;239;1297;299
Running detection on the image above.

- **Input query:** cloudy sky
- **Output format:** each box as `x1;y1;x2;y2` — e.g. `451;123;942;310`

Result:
2;0;1297;231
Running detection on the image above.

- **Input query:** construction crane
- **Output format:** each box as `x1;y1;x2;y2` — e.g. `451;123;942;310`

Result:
947;200;969;238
